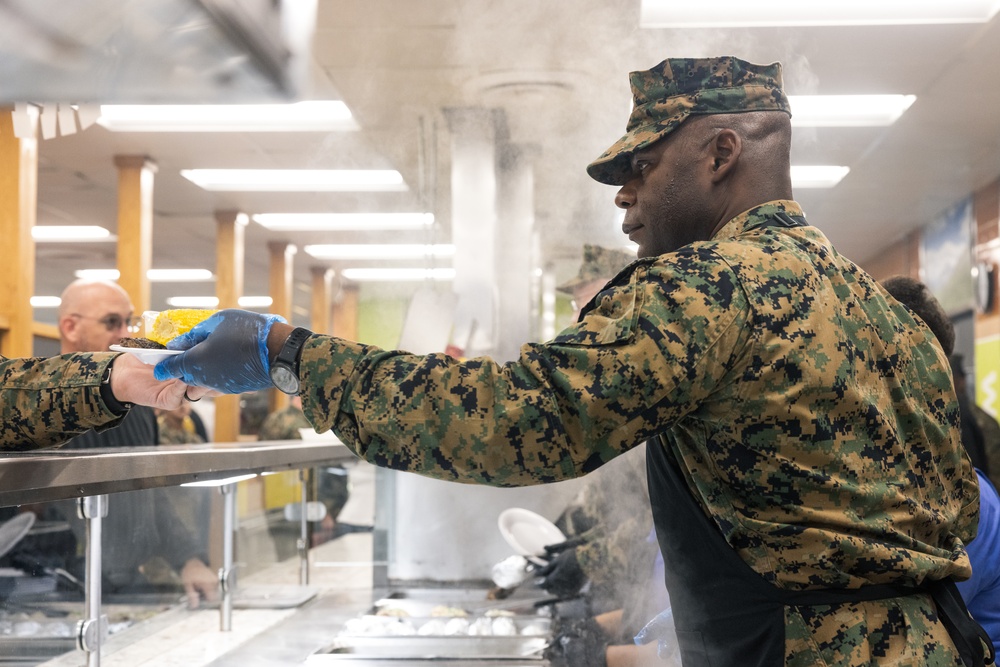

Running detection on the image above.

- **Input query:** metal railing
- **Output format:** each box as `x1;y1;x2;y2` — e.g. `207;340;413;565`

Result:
0;438;354;507
0;436;356;665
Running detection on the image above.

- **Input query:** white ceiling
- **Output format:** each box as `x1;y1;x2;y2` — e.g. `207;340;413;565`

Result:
16;0;1000;327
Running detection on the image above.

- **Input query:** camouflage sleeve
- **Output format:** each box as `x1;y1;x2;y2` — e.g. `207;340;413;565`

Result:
299;252;751;487
0;352;125;451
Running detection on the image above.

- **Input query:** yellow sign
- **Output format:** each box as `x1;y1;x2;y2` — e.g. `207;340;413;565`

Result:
975;335;1000;418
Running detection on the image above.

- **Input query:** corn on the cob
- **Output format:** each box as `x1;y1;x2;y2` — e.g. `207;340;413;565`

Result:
148;309;217;345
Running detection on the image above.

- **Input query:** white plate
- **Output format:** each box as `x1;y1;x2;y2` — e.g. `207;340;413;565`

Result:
497;508;565;566
0;512;35;559
109;345;183;365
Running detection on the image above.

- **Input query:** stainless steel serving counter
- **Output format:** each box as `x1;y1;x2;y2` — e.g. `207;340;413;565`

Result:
0;439;355;507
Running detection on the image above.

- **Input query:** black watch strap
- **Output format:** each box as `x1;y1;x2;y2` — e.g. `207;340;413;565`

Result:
273;327;312;376
100;361;132;416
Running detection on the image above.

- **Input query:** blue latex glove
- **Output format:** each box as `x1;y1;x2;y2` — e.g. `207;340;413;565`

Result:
153;309;286;394
634;607;677;659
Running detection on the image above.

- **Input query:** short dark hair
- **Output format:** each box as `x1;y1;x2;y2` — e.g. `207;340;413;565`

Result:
881;276;955;356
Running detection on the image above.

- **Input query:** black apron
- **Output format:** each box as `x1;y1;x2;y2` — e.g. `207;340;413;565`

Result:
644;212;994;667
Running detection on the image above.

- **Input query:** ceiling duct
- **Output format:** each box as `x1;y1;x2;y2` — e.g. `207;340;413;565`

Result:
0;0;316;103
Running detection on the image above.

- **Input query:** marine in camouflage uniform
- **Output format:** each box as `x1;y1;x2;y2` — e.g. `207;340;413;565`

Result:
553;245;655;615
558;447;655;615
258;403;311;440
258;401;351;524
0;353;125;450
157;57;983;666
293;200;977;665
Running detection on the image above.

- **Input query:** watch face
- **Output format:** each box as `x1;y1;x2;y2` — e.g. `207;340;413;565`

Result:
269;364;300;394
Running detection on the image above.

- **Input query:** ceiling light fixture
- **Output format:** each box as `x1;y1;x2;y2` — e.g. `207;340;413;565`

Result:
97;101;358;132
791;165;851;188
32;226;114;242
252;212;435;231
165;296;275;308
30;296;62;308
147;269;215;282
75;269;121;281
180;169;407;192
166;296;220;309
238;296;274;308
304;244;455;260
640;0;1000;27
75;268;215;282
339;268;457;282
789;95;916;127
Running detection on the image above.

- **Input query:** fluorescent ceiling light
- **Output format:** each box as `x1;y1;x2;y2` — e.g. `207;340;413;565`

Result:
304;244;455;260
181;169;407;192
791;165;851;188
165;296;274;308
339;268;456;282
147;269;214;282
30;296;62;308
75;269;120;281
253;212;435;231
238;296;274;308
166;296;220;309
97;101;357;132
640;0;1000;27
33;226;113;242
75;268;214;282
789;95;916;127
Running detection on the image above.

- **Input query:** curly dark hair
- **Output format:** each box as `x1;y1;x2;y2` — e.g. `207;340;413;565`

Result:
881;275;955;356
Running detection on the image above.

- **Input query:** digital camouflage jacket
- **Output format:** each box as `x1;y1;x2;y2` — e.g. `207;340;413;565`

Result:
1;352;123;451
299;200;978;665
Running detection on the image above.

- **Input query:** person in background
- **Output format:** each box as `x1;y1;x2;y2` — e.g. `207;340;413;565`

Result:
950;354;992;475
537;244;666;667
881;275;1000;655
156;402;206;445
951;354;999;484
259;395;351;546
46;279;217;607
187;405;210;443
158;56;989;665
534;244;665;666
542;244;649;605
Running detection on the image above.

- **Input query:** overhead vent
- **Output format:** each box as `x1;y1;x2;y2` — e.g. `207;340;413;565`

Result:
0;0;316;103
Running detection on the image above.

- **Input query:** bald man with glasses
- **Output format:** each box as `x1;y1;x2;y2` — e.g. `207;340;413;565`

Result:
58;280;143;355
34;279;219;607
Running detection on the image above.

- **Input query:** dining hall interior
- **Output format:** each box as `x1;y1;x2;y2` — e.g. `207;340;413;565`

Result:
2;1;1000;665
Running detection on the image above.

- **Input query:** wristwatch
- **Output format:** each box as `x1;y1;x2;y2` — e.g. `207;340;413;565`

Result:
100;361;133;415
269;327;312;394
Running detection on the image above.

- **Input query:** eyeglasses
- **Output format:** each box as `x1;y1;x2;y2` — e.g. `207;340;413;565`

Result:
71;313;142;332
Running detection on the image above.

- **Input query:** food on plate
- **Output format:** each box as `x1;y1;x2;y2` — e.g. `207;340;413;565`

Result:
341;616;415;636
374;607;410;617
116;337;166;350
486;585;514;600
338;609;549;638
429;605;467;617
147;309;218;346
491;616;518;636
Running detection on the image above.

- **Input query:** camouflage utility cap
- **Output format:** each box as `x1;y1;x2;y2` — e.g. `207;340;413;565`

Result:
558;244;636;293
587;56;792;186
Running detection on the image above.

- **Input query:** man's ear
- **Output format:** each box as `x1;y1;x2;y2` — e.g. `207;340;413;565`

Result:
708;128;741;183
59;316;80;346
